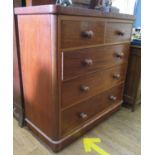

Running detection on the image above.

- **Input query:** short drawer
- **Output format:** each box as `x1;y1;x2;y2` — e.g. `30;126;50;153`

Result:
62;65;127;109
62;44;129;80
61;19;105;49
61;84;124;135
105;22;132;43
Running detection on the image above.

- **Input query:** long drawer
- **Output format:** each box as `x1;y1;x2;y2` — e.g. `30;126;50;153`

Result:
105;22;132;43
62;65;127;109
62;44;129;80
61;84;124;136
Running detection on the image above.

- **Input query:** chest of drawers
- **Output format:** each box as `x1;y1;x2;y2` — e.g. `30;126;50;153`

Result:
15;5;134;152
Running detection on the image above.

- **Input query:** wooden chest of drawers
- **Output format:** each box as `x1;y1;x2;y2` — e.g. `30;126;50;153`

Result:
15;5;134;152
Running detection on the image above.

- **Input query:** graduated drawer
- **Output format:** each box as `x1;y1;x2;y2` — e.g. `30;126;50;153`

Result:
105;22;132;43
62;65;127;109
61;19;105;49
61;84;124;136
62;44;129;80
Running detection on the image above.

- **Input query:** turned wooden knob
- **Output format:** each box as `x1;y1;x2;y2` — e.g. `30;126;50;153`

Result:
109;95;117;101
116;52;124;58
113;73;120;79
116;31;125;36
80;112;88;119
80;85;90;92
82;30;94;38
83;59;93;66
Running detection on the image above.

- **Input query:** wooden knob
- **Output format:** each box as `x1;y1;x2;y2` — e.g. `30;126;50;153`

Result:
82;30;94;38
116;52;124;58
80;85;90;92
109;95;117;101
117;31;125;36
80;112;88;119
83;59;93;66
113;73;120;79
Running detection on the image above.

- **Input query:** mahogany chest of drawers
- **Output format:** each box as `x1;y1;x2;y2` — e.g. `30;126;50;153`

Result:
15;5;135;152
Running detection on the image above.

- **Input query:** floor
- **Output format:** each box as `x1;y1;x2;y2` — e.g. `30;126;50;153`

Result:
14;106;141;155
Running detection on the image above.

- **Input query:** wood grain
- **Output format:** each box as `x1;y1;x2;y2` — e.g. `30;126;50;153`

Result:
62;44;130;80
62;65;127;109
105;22;133;43
61;19;105;48
61;84;124;135
14;5;135;21
18;14;60;140
15;5;135;152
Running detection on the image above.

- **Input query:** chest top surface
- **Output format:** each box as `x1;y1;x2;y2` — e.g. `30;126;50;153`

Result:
15;4;135;21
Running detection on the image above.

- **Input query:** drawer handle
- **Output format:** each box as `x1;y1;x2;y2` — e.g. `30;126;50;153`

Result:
116;31;125;36
83;59;93;66
109;95;117;101
113;73;120;79
82;30;94;38
80;112;88;119
115;52;124;58
80;85;90;92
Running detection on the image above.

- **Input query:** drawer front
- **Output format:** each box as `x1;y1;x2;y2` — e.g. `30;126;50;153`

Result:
61;20;105;49
63;44;129;80
61;84;124;135
62;65;127;109
105;22;132;43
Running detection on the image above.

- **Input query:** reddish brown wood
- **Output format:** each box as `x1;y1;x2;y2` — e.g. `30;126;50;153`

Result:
17;14;59;140
27;100;122;152
62;84;124;135
61;19;105;48
15;5;135;21
105;22;133;43
63;44;129;80
62;65;127;109
15;5;134;152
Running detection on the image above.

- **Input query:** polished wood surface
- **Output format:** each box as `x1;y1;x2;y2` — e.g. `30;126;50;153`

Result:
124;46;141;111
105;22;132;43
63;44;129;80
61;19;105;48
62;84;124;135
15;5;134;152
62;65;126;109
15;5;135;21
18;14;59;140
